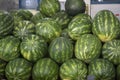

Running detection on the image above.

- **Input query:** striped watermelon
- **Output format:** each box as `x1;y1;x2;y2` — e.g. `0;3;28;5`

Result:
39;0;60;17
0;36;20;61
68;16;92;40
20;34;47;62
32;58;59;80
49;37;73;63
0;11;14;38
71;13;92;22
102;40;120;65
88;59;115;80
36;18;62;42
117;64;120;80
60;59;87;80
5;58;32;80
92;10;120;42
0;59;7;78
31;12;45;24
13;20;35;40
52;10;70;29
75;34;102;63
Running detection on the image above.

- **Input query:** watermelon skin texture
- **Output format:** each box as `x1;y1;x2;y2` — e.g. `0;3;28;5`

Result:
13;20;35;40
20;34;48;62
36;18;62;42
68;17;92;40
39;0;60;17
49;37;73;63
5;58;32;80
65;0;86;16
32;58;59;80
117;65;120;80
0;59;7;78
0;36;20;61
102;40;120;65
31;12;45;24
88;59;115;80
52;11;70;29
0;11;14;38
92;10;120;42
75;34;102;63
60;59;87;80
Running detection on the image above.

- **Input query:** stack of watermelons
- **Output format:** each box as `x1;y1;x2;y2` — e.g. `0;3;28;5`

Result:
0;0;120;80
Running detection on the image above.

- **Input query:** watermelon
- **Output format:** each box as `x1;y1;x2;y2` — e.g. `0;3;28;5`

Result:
13;20;35;40
0;11;14;38
32;58;59;80
0;36;20;61
75;34;102;63
5;58;32;80
88;59;115;80
117;64;120;80
0;59;7;78
10;9;33;20
65;0;86;16
36;18;62;42
102;40;120;65
71;13;92;22
39;0;60;17
52;10;70;29
31;12;45;24
92;10;120;42
60;59;87;80
49;37;73;63
20;34;47;62
68;17;92;40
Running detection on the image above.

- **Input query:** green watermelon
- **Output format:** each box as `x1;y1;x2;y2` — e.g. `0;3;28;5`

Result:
13;20;35;40
0;59;7;78
102;40;120;65
92;10;120;42
60;59;87;80
75;34;102;63
52;10;70;29
0;11;14;38
31;12;45;24
71;13;92;22
49;37;73;63
65;0;86;16
20;34;47;62
5;58;32;80
36;18;62;42
32;58;59;80
39;0;60;17
117;64;120;80
0;36;20;61
68;17;92;40
88;59;115;80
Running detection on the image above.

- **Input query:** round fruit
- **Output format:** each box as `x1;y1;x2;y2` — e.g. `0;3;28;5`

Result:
5;58;32;80
68;17;92;40
92;10;120;42
102;40;120;65
0;36;20;61
39;0;60;17
65;0;86;16
32;58;59;80
20;34;47;62
36;18;62;42
75;34;102;63
88;59;115;80
13;20;35;40
49;37;73;63
0;11;14;38
60;59;87;80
